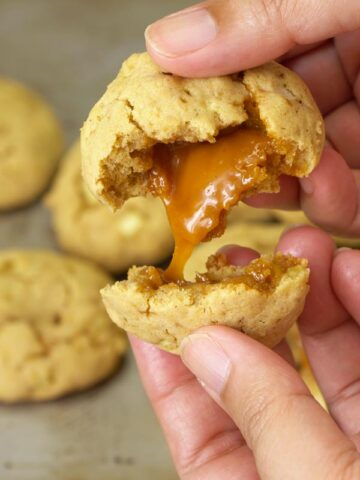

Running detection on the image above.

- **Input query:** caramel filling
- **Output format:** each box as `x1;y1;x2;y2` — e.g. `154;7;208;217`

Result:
149;127;275;281
135;254;302;293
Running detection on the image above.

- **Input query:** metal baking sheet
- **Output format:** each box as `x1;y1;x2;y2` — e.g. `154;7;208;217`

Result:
0;1;193;478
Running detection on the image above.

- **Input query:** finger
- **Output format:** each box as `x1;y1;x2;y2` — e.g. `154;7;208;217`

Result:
277;41;326;62
326;101;360;168
217;245;259;266
284;42;352;115
335;29;360;84
299;147;360;236
277;226;345;335
332;250;360;326
181;327;360;479
145;0;360;77
278;228;360;449
130;336;259;479
245;175;300;210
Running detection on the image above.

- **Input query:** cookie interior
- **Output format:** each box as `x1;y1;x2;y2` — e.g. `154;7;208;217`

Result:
128;252;306;294
99;98;306;281
83;56;323;283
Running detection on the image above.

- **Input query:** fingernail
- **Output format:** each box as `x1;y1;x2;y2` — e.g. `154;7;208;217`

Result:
145;7;217;58
180;333;231;396
300;177;314;195
334;246;351;256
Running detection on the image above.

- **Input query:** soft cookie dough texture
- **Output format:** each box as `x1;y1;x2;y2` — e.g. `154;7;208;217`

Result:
0;77;63;210
82;52;323;353
46;142;173;273
0;251;127;402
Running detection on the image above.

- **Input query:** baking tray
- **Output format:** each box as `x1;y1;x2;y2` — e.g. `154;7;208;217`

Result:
0;1;194;478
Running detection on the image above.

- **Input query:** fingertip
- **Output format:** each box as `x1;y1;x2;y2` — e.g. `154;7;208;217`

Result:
332;247;360;290
300;147;358;234
217;245;259;266
277;225;335;259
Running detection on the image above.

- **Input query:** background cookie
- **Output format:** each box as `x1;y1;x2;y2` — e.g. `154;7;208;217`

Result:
0;77;63;210
0;251;127;402
46;142;173;273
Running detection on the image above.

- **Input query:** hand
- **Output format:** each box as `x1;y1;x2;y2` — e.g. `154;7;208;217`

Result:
131;226;360;479
145;0;360;237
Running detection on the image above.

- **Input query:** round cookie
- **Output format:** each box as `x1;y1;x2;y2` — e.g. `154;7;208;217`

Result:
46;142;173;273
102;253;309;354
0;251;127;402
185;222;285;280
0;77;63;210
81;52;324;209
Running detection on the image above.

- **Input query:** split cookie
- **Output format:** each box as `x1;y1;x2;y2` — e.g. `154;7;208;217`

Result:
82;53;324;352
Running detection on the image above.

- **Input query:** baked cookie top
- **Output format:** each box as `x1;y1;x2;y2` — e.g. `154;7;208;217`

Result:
0;77;63;210
0;251;127;402
46;142;173;273
81;52;324;209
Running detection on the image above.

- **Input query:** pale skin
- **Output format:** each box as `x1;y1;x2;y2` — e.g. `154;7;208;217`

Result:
132;1;360;478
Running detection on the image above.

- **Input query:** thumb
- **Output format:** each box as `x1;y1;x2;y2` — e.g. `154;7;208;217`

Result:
180;326;360;480
145;0;360;76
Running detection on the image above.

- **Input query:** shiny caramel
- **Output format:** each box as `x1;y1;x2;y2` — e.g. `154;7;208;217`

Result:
150;128;273;281
137;254;302;293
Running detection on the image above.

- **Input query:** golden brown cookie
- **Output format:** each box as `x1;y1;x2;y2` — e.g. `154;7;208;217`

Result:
102;254;309;354
185;222;284;279
0;251;127;402
46;142;173;273
81;53;324;209
0;77;63;210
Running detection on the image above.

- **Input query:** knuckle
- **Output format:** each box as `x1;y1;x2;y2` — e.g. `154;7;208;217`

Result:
247;0;301;42
239;387;287;448
250;0;288;24
327;445;360;480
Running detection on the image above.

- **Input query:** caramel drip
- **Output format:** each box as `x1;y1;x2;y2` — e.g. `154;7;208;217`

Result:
150;128;272;281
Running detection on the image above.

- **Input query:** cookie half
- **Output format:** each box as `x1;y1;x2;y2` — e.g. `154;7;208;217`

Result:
81;52;324;209
0;251;127;402
102;254;309;354
0;77;63;210
46;142;173;273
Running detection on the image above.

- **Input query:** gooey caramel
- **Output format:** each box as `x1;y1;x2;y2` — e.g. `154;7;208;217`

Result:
149;128;273;281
